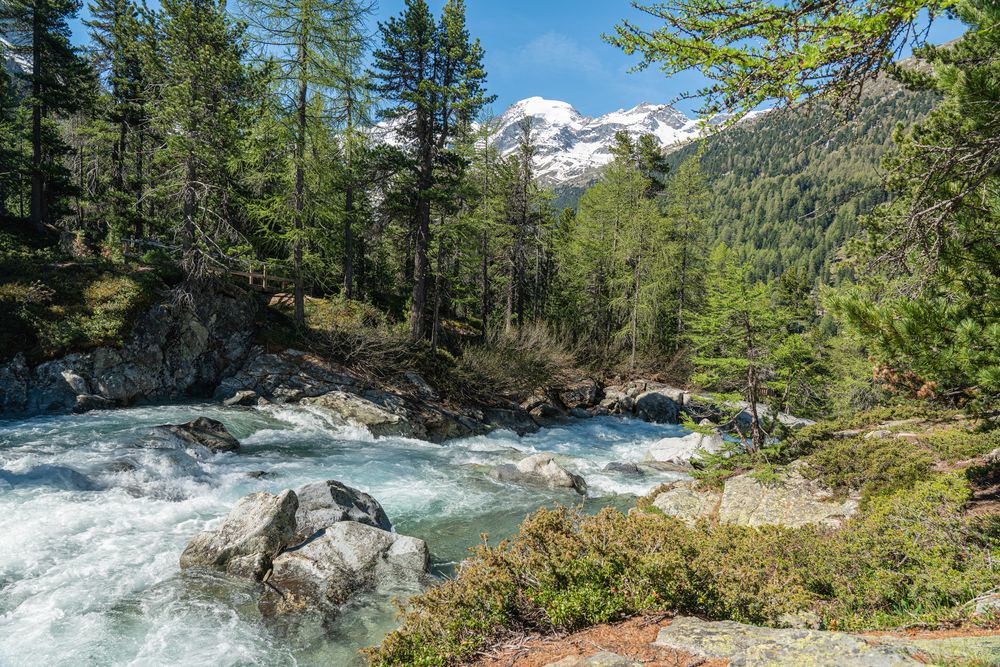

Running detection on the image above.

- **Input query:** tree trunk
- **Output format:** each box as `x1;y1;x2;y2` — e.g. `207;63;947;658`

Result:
182;153;197;276
343;101;355;298
293;41;307;328
480;228;490;339
411;194;430;339
430;217;445;353
676;217;690;341
135;125;144;238
30;2;45;233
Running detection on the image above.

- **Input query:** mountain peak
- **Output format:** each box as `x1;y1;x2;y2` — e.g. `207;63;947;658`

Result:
495;97;699;186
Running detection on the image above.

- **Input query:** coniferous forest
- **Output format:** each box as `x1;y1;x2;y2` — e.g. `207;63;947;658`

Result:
1;0;1000;664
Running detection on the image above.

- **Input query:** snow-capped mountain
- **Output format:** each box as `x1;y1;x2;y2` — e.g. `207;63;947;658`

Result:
1;36;32;76
493;97;708;186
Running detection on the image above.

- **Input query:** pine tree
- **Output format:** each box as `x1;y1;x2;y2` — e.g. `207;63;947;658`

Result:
1;0;92;232
151;0;253;283
834;0;1000;409
372;0;493;339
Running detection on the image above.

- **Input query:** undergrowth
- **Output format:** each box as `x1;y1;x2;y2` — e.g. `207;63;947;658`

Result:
366;473;1000;666
0;229;163;362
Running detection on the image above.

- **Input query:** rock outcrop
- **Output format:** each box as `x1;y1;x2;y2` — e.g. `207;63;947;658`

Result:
156;417;241;453
643;463;859;528
492;453;588;495
647;481;718;525
717;462;858;528
0;283;255;417
654;616;923;666
179;479;429;617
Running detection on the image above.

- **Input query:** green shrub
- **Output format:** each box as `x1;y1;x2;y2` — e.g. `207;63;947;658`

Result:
919;427;1000;463
805;435;935;499
366;475;1000;666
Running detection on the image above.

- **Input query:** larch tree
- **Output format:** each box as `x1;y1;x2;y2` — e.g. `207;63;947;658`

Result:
243;0;373;325
689;244;788;451
664;154;709;342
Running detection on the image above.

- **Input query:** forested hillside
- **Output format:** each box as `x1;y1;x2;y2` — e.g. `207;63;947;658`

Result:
667;78;936;282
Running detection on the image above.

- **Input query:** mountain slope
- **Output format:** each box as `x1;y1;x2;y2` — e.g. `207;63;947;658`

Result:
666;77;937;283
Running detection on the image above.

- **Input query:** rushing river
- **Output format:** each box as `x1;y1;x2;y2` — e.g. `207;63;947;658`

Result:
0;403;689;666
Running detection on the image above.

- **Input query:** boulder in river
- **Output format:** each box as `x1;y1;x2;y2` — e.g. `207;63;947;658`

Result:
156;416;241;453
179;489;298;580
262;521;429;614
301;391;410;438
644;431;727;469
294;479;392;539
492;453;587;495
633;390;682;423
180;479;430;617
603;461;644;476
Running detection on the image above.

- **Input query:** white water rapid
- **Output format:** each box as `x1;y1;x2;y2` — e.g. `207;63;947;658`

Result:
0;404;689;666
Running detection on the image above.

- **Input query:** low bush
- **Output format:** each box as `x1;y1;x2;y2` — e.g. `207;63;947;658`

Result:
366;475;1000;666
805;435;935;500
445;323;577;402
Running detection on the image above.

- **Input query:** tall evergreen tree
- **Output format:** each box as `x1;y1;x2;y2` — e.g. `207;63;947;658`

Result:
243;0;372;325
151;0;252;283
664;154;709;342
689;245;787;450
372;0;492;339
1;0;91;231
85;0;148;237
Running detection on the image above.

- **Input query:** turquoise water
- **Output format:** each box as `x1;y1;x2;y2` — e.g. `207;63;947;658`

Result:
0;404;689;666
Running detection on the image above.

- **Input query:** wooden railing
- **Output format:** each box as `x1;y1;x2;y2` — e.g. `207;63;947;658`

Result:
122;238;295;294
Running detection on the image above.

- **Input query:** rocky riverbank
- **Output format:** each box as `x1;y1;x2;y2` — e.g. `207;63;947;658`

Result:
0;283;812;446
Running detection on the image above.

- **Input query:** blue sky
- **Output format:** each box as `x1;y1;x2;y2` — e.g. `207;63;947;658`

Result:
70;1;967;119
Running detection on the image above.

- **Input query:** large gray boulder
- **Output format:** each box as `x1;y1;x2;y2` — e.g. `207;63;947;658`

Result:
294;480;391;539
301;390;411;437
492;453;587;495
262;521;429;614
179;489;298;580
718;462;858;529
654;616;923;666
634;390;682;423
156;417;240;453
644;431;727;468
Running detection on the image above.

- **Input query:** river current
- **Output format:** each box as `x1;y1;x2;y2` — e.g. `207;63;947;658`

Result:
0;403;688;666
